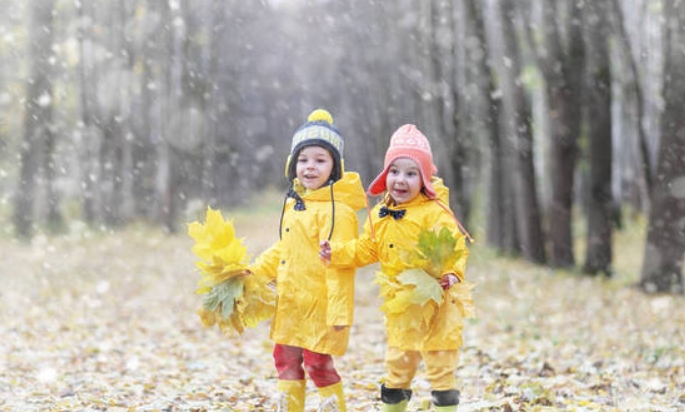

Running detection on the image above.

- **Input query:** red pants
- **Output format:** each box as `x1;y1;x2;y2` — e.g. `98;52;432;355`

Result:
273;344;341;388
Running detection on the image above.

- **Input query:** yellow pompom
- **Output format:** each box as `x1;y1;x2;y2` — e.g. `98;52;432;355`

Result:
307;109;333;125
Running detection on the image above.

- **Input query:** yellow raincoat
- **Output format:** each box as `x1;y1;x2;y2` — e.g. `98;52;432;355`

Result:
250;172;367;356
330;178;473;351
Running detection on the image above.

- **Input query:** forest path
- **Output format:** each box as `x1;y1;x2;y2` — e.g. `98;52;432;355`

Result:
0;212;682;411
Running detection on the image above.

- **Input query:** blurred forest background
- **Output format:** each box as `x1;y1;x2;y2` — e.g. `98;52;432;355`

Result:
1;0;684;294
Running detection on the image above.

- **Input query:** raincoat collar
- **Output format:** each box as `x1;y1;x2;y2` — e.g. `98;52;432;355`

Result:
292;171;367;211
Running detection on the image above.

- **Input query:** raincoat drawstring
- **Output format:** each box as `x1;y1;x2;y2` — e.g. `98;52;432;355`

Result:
327;180;335;241
279;183;338;242
434;199;474;243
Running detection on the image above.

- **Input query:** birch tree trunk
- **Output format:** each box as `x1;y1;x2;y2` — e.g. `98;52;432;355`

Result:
487;0;546;263
13;0;55;238
76;0;101;225
640;0;685;294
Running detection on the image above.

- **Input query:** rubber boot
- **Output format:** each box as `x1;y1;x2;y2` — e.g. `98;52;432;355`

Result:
380;384;412;412
317;381;346;412
432;389;460;412
275;379;306;412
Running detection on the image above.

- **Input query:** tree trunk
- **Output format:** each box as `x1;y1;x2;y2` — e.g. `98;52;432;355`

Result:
489;0;545;263
76;0;100;225
611;0;653;198
467;0;502;249
44;117;63;233
200;0;221;206
582;0;614;276
639;0;685;294
447;0;472;224
543;1;584;268
484;1;518;254
13;0;55;239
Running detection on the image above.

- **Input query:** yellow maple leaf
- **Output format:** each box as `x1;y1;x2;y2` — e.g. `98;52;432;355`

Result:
188;207;275;334
188;207;250;292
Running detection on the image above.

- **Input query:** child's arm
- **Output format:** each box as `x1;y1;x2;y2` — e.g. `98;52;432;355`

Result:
320;217;378;269
248;242;281;282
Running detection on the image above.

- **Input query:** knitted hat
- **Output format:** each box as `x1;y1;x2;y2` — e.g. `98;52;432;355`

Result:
286;109;344;182
368;124;438;198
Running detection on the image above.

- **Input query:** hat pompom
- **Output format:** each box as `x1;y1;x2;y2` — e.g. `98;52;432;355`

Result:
307;109;333;125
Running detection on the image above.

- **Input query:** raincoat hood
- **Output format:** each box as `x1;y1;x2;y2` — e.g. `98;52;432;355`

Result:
293;171;367;212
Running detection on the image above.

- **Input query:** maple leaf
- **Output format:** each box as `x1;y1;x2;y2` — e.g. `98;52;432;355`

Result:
377;227;469;319
188;207;275;334
378;269;443;316
397;268;444;305
402;227;465;279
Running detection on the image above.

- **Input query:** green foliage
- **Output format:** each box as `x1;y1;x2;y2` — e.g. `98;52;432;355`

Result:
416;227;457;274
201;278;244;320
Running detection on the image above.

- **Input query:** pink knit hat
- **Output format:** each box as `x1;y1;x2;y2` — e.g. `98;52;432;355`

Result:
368;124;438;198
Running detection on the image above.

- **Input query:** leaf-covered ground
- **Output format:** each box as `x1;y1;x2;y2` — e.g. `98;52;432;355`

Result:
1;208;684;411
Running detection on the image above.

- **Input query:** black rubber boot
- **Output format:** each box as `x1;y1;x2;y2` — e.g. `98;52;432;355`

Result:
432;389;460;411
380;384;412;412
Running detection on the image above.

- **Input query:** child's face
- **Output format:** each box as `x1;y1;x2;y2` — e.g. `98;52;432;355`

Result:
385;157;422;205
296;146;334;190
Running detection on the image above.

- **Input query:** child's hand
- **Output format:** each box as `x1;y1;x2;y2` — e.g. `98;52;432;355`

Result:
439;273;460;290
319;240;332;263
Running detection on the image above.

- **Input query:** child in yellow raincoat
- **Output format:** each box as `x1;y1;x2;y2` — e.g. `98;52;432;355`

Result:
249;109;367;412
320;124;474;412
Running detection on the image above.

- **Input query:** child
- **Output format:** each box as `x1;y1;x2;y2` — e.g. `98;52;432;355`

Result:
248;109;367;412
320;124;474;412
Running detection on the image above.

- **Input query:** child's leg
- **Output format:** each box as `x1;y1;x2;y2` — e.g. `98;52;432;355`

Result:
384;347;421;389
423;350;461;411
274;344;306;380
381;347;421;411
303;350;345;411
273;344;306;411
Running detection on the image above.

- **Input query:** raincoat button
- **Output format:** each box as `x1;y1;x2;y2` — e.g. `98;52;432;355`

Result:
281;260;286;264
389;244;394;248
285;227;289;232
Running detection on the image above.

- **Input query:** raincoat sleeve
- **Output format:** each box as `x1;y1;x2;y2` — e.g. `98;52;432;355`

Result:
248;242;281;283
328;217;378;269
322;206;358;326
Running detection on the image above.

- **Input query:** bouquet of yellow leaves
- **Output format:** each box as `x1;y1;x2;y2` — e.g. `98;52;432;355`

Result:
377;227;471;317
188;207;275;334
